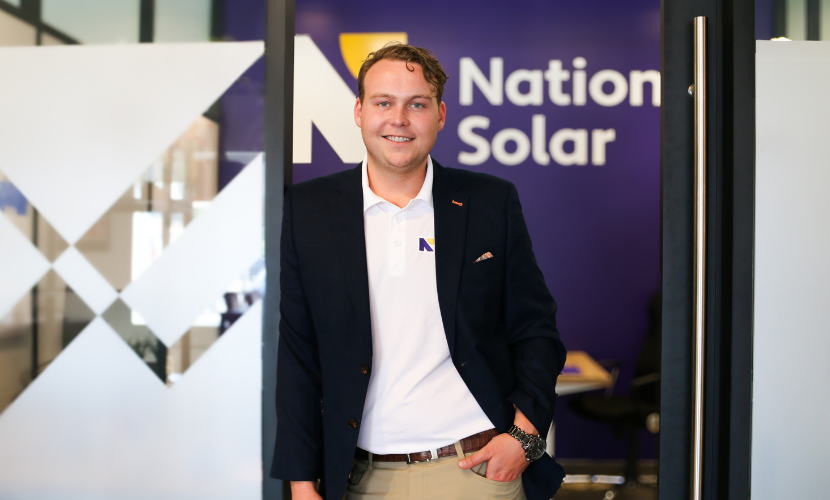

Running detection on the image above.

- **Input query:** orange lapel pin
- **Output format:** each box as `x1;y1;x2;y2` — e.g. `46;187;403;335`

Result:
452;200;463;206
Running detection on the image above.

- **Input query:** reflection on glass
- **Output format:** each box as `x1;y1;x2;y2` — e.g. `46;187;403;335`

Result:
40;33;67;46
0;174;69;262
76;115;219;291
131;211;164;282
0;9;36;47
787;0;808;40
824;0;830;40
0;270;94;415
154;0;212;43
165;257;265;386
68;111;265;385
103;257;265;385
102;298;167;381
169;212;186;244
42;0;140;45
0;177;27;216
761;0;830;40
0;172;82;417
1;101;253;401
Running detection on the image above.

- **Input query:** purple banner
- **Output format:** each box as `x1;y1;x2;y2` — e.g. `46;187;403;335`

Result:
295;0;661;460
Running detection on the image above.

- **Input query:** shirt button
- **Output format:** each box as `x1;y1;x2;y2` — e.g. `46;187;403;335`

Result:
395;217;401;223
360;364;370;375
395;240;401;246
348;419;358;429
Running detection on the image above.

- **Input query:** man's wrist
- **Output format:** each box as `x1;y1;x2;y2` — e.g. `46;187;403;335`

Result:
507;425;546;461
513;405;538;435
290;480;317;492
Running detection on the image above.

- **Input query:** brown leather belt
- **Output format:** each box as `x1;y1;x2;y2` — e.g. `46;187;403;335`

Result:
355;429;500;464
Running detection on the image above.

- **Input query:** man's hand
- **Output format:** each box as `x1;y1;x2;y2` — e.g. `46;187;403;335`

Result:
457;432;530;481
290;481;322;500
457;406;540;482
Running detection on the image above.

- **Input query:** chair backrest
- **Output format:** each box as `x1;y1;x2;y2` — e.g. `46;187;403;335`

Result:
632;292;661;405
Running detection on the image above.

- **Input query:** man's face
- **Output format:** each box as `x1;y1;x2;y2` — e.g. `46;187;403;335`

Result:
354;59;446;177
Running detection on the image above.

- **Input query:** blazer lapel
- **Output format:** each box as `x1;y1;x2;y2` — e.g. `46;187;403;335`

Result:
432;161;468;357
330;165;373;346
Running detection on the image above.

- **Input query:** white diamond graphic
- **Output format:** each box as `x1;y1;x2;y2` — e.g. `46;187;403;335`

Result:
0;212;50;318
120;156;264;347
53;246;118;315
170;300;262;390
0;311;261;498
293;35;365;164
0;42;264;245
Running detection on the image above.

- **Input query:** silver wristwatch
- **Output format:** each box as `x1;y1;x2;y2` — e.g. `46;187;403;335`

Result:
507;425;546;461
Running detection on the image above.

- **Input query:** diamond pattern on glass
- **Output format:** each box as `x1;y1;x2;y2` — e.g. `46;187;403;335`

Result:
0;270;95;415
0;171;68;262
166;257;264;386
0;211;51;319
75;116;221;291
103;258;264;385
120;155;263;347
0;42;265;245
1;116;262;393
52;247;118;315
101;299;168;382
0;43;265;420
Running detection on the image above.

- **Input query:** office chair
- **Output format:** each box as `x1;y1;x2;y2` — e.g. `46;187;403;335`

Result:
567;293;661;489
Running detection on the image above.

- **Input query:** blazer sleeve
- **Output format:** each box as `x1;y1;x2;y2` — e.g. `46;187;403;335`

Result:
503;183;567;438
271;188;324;481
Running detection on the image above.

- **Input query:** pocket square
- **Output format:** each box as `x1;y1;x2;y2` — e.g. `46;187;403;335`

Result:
474;252;493;263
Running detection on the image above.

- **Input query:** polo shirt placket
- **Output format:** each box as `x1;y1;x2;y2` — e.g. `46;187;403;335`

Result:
358;156;494;455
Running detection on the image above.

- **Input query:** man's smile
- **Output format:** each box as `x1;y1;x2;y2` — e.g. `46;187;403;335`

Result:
383;135;414;143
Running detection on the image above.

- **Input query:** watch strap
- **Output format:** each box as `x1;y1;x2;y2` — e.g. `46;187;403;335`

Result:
507;425;545;461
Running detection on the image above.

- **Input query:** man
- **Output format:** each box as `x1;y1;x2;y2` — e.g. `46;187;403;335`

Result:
272;43;566;500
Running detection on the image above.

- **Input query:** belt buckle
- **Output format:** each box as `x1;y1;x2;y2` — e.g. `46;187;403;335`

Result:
406;449;438;464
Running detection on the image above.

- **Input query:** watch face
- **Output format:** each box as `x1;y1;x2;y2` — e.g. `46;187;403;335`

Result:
528;438;546;460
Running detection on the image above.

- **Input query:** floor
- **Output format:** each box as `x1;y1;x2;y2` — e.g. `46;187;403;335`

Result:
553;459;658;500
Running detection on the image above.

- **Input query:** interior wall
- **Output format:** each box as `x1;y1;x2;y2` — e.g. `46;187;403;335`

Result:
753;40;830;499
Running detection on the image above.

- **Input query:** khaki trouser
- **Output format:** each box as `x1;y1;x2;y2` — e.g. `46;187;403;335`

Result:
344;441;527;500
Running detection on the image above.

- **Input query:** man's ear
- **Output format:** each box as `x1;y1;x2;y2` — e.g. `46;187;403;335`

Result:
437;101;447;132
354;97;362;128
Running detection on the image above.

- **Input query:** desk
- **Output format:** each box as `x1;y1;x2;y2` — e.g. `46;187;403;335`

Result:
556;351;614;395
546;351;613;456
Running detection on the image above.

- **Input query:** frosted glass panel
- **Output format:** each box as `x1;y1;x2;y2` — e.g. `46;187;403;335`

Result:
42;0;140;44
753;40;830;500
0;43;262;245
155;0;211;42
0;42;265;499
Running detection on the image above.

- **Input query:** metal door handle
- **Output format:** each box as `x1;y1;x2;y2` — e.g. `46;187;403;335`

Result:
692;15;707;500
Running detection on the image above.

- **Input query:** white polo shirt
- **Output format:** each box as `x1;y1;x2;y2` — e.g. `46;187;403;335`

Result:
356;156;494;454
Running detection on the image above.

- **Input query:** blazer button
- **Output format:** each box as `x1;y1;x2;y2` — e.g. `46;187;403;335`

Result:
360;364;370;375
348;419;358;429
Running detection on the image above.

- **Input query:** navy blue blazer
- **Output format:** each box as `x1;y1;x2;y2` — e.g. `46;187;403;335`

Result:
271;160;566;500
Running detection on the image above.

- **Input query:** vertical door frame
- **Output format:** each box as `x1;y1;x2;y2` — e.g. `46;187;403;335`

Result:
264;0;295;499
660;0;754;498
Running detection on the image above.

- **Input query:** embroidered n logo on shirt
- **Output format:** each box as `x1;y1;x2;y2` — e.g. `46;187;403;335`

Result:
419;238;435;252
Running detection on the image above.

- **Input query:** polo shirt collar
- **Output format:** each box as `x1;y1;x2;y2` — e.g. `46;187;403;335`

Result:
361;155;434;212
